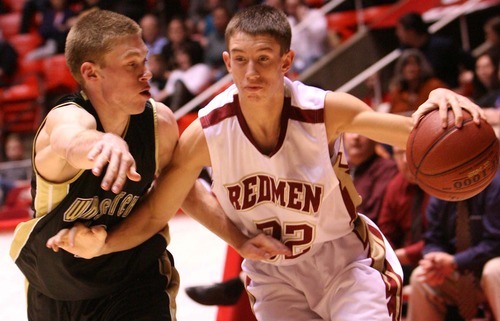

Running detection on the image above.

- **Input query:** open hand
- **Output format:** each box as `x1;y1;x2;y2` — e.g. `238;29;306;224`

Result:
46;222;107;259
88;133;141;194
412;88;484;129
235;233;292;261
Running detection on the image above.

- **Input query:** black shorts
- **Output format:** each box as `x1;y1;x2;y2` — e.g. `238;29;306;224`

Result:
27;250;179;321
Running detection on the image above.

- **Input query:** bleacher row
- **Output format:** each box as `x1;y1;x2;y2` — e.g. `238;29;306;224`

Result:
0;0;404;136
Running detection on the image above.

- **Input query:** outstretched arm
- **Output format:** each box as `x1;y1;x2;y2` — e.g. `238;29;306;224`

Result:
182;180;291;260
38;105;140;193
47;119;291;259
325;88;484;148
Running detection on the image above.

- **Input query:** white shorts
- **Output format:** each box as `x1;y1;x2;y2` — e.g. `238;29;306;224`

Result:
242;214;403;321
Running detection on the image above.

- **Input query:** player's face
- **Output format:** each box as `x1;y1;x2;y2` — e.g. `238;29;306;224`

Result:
97;34;152;114
223;32;293;104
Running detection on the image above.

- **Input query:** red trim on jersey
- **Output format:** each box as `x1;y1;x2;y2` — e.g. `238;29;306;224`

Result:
289;105;324;123
200;102;237;128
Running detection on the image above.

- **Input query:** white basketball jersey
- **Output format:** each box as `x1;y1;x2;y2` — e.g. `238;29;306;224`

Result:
199;77;362;265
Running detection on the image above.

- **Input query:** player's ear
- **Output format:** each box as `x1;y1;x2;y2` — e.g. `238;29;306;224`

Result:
281;50;294;74
81;62;99;82
222;51;231;72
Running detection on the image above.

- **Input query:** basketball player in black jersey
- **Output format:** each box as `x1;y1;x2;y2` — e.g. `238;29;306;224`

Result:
10;9;290;321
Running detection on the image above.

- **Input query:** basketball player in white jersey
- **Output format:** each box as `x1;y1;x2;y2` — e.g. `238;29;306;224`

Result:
47;5;484;321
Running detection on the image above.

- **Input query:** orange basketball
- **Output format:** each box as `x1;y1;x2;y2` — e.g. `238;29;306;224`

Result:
406;109;499;201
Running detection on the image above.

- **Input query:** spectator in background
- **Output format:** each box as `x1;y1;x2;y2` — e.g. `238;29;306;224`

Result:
396;12;475;91
188;0;235;41
407;168;500;321
474;15;500;57
284;0;329;75
25;0;76;61
19;0;49;34
154;41;212;112
0;133;30;206
472;49;500;138
388;49;446;114
0;30;18;88
471;49;500;108
344;132;398;223
377;145;429;285
105;0;148;23
161;16;204;75
148;54;168;98
201;4;231;81
1;133;30;181
139;13;168;56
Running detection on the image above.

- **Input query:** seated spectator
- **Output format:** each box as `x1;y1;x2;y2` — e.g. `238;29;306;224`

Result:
139;13;168;56
343;132;398;223
1;133;30;181
148;54;168;98
284;0;329;75
377;146;429;285
154;41;212;112
19;0;49;34
104;0;148;23
25;0;76;61
396;12;475;91
0;133;30;206
388;49;446;114
474;15;500;57
408;167;500;321
201;4;231;81
0;30;18;88
161;16;204;75
471;49;500;107
472;49;500;138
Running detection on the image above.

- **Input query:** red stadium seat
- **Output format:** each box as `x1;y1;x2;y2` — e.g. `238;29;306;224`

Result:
177;112;198;135
0;183;32;231
0;12;21;39
0;74;43;133
17;57;44;76
42;54;79;93
3;0;26;13
1;74;41;102
9;32;43;58
326;10;358;41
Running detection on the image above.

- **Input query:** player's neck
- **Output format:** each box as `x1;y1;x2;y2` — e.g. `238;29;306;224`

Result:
240;97;283;155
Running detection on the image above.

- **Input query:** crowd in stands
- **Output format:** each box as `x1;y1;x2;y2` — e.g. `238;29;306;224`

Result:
1;0;500;320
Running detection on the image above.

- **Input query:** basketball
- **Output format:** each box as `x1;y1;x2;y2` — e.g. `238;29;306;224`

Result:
406;109;499;201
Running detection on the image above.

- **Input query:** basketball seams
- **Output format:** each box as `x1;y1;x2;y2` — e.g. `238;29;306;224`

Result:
406;109;499;201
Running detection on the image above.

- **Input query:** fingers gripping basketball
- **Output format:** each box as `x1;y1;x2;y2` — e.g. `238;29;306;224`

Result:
406;109;499;201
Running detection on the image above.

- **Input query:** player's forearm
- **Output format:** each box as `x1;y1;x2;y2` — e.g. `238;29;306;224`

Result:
52;127;104;169
100;199;171;255
182;180;248;250
101;163;201;254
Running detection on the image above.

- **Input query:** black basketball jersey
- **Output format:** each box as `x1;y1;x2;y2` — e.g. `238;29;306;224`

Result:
10;93;168;300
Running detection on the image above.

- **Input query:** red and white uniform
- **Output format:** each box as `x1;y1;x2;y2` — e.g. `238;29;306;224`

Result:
199;77;403;321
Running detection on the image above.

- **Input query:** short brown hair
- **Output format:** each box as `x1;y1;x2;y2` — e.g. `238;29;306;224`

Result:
65;10;141;84
225;5;291;55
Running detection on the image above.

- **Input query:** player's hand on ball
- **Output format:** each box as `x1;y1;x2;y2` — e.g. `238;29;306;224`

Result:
413;88;485;128
236;233;292;261
88;133;141;194
46;222;107;259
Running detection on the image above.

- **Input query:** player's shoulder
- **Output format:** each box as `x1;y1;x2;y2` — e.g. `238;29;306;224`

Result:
286;78;328;110
152;100;177;127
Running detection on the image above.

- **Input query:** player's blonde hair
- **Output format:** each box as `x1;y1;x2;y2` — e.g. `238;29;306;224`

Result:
65;9;141;84
225;5;291;56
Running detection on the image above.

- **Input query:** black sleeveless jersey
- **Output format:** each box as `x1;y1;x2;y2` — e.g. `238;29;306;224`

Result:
10;93;168;300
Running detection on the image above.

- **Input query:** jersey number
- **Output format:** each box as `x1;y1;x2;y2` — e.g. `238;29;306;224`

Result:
255;219;315;260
